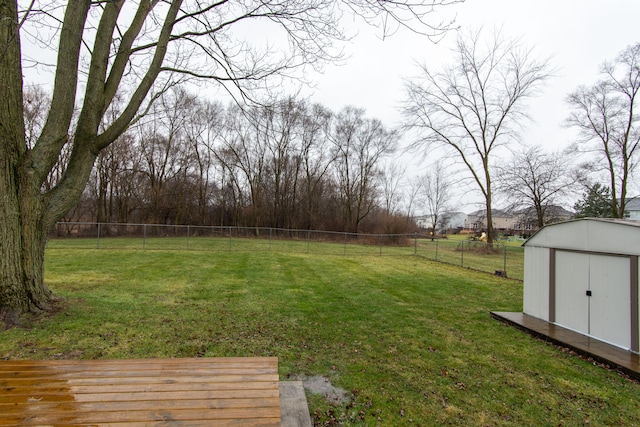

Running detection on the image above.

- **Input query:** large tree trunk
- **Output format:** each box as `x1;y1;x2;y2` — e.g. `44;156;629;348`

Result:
0;194;54;328
0;0;93;328
0;0;55;328
0;122;56;329
0;173;38;329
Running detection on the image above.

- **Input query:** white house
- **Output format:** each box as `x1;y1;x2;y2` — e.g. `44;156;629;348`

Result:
415;211;466;232
464;209;518;231
523;218;640;353
624;197;640;220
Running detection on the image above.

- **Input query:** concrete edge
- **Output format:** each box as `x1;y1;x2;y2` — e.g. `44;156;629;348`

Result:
280;381;312;427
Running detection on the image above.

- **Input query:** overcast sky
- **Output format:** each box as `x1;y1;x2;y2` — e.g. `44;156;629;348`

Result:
291;0;640;211
303;0;640;151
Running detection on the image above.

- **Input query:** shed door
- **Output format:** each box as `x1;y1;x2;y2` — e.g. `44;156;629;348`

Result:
555;251;589;335
589;255;630;348
555;251;631;349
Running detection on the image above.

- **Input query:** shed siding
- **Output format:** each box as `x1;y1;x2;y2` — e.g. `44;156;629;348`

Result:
636;257;640;351
523;245;549;320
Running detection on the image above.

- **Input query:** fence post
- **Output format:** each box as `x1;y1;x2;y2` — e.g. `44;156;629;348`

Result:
344;232;347;256
269;228;272;252
435;238;439;261
143;224;146;250
461;240;464;267
186;225;190;250
307;230;311;254
503;245;507;276
414;233;417;256
379;234;383;257
97;223;101;249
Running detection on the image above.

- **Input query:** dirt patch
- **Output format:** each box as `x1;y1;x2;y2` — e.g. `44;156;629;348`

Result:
18;297;71;329
299;375;351;405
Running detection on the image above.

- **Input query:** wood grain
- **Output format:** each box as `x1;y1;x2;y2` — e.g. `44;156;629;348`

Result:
0;357;281;426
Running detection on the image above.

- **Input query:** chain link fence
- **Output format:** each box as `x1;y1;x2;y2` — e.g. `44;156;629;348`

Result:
48;222;525;280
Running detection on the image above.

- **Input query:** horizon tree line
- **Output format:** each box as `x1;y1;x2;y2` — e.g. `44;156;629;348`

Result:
29;88;408;234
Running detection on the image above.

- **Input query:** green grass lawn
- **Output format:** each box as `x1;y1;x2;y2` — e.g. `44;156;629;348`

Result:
47;234;527;280
416;238;525;280
1;248;638;426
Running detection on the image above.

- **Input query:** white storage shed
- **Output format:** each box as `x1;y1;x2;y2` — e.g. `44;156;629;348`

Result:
523;218;640;353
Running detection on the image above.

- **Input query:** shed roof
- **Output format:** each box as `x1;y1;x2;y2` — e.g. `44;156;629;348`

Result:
524;218;640;256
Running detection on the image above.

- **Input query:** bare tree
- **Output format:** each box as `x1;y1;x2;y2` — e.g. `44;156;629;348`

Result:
495;145;575;228
136;89;195;225
381;161;406;216
215;104;271;227
418;160;452;235
23;86;50;149
402;28;552;243
403;176;424;228
184;99;225;226
23;86;75;191
90;132;138;225
566;43;640;218
261;98;306;229
87;93;141;225
299;103;335;230
331;107;397;232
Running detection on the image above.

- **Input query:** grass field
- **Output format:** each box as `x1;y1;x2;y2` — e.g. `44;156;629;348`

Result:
416;237;524;281
1;247;638;426
47;233;526;281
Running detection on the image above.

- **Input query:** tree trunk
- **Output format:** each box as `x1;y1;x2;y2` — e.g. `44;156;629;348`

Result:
485;197;494;245
1;191;55;329
1;114;57;328
0;179;31;329
484;159;494;245
535;203;545;229
0;0;52;328
0;0;92;329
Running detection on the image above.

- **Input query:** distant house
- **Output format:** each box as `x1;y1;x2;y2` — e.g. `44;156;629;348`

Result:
413;215;431;230
463;206;573;234
414;211;467;233
442;211;467;230
464;209;517;232
623;197;640;220
514;205;574;231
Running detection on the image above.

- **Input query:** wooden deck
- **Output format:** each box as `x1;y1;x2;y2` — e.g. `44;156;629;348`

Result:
0;357;282;426
492;311;640;380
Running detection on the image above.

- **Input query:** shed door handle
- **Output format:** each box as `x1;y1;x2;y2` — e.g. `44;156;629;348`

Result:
586;290;592;296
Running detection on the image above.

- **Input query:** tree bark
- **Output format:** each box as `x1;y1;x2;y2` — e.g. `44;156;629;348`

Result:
0;0;54;328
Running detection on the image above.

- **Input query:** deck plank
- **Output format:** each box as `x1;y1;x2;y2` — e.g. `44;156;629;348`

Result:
0;357;281;426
